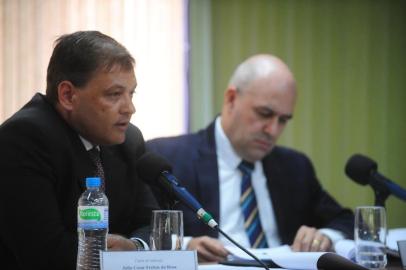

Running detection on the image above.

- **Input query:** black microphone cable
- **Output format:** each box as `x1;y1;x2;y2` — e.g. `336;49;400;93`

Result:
215;226;270;270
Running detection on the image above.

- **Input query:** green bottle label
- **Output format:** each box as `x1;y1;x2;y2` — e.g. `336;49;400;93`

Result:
78;206;108;229
79;208;101;221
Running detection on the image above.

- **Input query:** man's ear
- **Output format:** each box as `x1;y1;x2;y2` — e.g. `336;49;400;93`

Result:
224;86;238;109
57;81;76;111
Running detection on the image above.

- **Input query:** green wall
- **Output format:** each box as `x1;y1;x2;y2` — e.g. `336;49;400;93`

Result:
189;0;406;228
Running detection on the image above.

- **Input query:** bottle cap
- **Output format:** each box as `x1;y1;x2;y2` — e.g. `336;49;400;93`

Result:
86;177;101;188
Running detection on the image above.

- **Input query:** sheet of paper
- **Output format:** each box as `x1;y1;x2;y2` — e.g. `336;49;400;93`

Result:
335;239;356;260
387;228;406;251
225;245;326;270
226;244;292;260
270;252;324;270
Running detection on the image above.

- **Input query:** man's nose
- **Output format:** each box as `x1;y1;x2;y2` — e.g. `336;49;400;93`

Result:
263;117;280;136
121;95;136;115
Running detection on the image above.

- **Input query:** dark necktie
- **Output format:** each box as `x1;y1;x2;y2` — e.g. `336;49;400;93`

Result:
238;160;268;248
88;147;105;191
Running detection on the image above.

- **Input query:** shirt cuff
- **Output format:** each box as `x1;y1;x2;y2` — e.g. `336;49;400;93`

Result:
318;228;345;248
130;237;150;251
182;236;193;250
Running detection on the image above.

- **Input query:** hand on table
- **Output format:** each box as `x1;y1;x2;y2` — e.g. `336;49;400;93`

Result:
187;236;229;263
291;225;332;252
107;234;138;251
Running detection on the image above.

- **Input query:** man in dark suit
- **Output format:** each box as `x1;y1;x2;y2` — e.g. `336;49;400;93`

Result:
147;54;354;262
0;31;158;269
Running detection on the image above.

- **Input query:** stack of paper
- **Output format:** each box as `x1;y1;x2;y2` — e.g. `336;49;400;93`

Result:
225;245;367;270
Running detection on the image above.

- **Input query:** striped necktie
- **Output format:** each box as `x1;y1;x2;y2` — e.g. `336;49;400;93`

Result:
88;147;105;191
238;160;268;248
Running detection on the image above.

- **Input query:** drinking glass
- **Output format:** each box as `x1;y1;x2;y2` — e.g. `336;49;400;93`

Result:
355;206;387;269
150;210;183;250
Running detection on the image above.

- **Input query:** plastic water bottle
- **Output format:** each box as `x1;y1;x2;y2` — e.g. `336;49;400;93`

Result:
76;177;109;270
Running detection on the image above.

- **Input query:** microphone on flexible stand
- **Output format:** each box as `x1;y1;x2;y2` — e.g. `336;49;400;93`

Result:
136;152;270;270
345;153;406;207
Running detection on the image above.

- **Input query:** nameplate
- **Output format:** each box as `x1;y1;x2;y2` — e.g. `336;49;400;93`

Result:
100;250;198;270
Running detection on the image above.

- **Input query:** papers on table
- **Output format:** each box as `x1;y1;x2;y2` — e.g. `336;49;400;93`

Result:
225;244;367;270
335;240;356;261
226;244;292;260
387;228;406;251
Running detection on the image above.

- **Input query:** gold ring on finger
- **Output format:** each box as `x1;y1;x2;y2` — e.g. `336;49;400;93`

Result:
312;239;320;246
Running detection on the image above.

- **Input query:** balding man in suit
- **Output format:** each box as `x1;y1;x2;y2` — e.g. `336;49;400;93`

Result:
147;54;354;262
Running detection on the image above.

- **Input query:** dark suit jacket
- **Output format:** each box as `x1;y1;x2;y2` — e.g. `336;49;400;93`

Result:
146;121;354;245
0;93;158;270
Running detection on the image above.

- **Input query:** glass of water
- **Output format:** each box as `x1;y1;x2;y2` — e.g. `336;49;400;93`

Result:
355;206;387;269
150;210;183;250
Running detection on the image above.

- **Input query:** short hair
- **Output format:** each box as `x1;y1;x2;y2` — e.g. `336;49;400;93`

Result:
45;31;135;104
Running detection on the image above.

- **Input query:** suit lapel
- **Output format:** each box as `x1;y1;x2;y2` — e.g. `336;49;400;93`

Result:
39;96;94;192
99;146;126;200
195;149;219;219
99;146;128;224
74;152;94;191
68;131;95;192
262;149;290;244
195;122;220;221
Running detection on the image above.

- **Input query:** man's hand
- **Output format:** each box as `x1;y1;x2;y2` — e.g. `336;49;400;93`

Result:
187;236;229;263
107;234;138;251
291;225;332;252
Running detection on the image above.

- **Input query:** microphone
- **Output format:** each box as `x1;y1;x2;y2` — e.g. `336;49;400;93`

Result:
345;154;406;205
136;152;270;270
136;152;218;228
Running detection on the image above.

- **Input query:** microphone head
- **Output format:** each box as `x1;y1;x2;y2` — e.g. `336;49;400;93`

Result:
136;152;172;183
345;154;378;185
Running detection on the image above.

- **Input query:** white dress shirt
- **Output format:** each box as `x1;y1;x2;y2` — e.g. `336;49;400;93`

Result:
214;117;281;248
